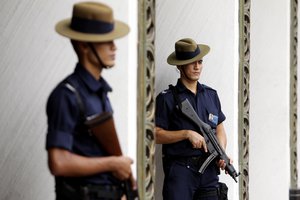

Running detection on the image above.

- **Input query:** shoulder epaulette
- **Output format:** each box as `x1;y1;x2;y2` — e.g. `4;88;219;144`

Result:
158;85;173;95
202;84;216;92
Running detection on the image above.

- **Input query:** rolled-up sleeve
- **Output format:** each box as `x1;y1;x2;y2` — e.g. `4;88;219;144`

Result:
214;92;226;125
46;86;80;151
155;93;171;130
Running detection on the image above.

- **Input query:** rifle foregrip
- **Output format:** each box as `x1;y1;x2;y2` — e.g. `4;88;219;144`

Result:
225;163;240;183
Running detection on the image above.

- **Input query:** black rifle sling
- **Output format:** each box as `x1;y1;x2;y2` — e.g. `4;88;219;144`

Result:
64;81;107;119
168;84;182;110
64;82;86;121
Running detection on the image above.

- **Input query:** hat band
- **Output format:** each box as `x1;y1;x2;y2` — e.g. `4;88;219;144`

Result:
71;17;114;34
176;46;201;60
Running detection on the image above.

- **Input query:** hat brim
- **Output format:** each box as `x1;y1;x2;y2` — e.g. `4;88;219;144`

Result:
55;19;130;42
167;44;210;66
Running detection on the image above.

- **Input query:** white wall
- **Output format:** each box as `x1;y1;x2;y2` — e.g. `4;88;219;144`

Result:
0;0;136;199
250;0;290;199
155;0;239;199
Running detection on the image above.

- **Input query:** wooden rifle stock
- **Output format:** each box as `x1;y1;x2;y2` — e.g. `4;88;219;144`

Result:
85;112;122;156
85;112;139;200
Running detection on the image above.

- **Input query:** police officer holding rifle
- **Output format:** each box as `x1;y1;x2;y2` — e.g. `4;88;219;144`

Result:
46;2;136;199
155;38;238;200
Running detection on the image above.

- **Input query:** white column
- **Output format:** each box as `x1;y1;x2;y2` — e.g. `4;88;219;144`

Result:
250;0;290;199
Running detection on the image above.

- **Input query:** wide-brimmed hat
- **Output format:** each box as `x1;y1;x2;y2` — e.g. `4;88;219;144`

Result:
167;38;210;66
55;2;129;42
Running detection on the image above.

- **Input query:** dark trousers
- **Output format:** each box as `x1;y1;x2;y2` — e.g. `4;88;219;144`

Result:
163;157;219;200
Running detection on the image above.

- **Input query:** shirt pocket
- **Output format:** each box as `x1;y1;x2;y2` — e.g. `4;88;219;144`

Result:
205;107;219;128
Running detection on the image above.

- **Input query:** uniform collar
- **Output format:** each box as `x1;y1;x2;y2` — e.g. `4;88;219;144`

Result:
175;79;204;93
75;63;112;93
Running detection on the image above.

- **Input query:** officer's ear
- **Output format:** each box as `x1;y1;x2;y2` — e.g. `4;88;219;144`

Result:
177;65;185;72
78;42;90;53
71;40;89;58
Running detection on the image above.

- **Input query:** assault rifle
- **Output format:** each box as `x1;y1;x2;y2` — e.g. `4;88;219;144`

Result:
179;98;240;182
85;112;139;200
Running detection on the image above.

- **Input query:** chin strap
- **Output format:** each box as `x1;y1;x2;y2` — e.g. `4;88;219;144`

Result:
88;43;112;69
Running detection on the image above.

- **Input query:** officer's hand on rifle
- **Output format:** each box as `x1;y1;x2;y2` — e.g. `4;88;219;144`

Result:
111;156;133;180
217;157;233;173
129;174;137;190
187;130;208;152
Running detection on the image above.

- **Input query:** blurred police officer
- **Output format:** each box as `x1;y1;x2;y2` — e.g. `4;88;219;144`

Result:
46;2;134;199
155;38;230;200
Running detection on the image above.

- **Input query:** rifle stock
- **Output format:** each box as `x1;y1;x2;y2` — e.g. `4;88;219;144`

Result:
85;112;139;199
85;112;122;155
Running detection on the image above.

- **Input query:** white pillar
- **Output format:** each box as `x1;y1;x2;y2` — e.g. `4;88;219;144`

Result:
250;0;290;199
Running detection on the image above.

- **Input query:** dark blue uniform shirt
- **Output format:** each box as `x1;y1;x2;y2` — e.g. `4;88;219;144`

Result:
46;63;119;185
155;79;226;157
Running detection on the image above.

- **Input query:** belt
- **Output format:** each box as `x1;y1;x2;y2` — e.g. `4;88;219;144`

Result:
82;184;123;199
57;181;123;200
164;155;206;168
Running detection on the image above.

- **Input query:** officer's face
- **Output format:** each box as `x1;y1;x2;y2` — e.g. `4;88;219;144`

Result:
181;60;203;81
90;41;117;67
